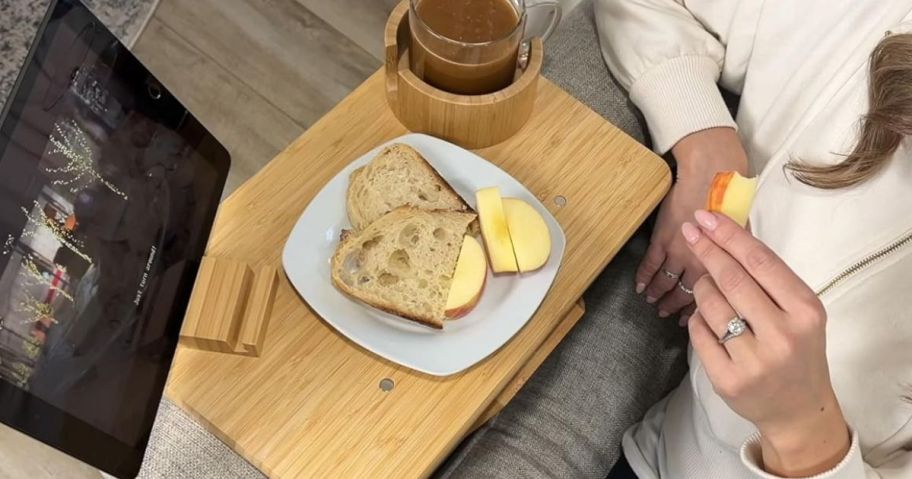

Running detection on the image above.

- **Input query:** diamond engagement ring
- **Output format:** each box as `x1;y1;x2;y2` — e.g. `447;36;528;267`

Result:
677;281;693;295
719;317;750;344
661;268;681;280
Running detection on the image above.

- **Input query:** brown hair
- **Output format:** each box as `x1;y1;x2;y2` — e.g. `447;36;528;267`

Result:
787;33;912;189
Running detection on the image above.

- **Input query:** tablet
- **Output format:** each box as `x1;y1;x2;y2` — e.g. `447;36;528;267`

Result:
0;0;229;476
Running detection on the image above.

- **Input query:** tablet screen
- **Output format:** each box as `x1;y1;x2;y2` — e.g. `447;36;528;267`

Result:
0;1;229;476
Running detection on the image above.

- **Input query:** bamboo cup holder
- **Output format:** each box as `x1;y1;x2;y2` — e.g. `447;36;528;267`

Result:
384;1;544;149
179;256;279;357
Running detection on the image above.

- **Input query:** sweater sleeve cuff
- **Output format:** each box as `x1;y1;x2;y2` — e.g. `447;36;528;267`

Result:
628;56;737;154
740;429;864;479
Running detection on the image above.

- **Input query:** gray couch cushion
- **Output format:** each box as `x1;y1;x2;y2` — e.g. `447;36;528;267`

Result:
436;231;688;479
541;1;648;146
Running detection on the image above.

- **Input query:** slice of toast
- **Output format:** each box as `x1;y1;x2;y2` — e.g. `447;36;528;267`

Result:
331;207;476;329
346;143;472;231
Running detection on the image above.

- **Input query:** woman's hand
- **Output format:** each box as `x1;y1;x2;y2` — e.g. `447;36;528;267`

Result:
681;210;851;477
636;128;749;319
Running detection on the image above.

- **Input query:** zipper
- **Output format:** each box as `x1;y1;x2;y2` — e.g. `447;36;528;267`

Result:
816;230;912;297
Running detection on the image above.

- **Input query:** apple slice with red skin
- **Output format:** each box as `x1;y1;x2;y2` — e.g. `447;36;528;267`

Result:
444;235;488;319
706;171;758;227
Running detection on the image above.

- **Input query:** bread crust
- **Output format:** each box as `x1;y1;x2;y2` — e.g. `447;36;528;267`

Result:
345;166;367;231
343;289;443;328
330;273;445;329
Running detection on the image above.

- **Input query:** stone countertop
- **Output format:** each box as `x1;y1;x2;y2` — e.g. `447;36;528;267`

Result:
0;0;156;112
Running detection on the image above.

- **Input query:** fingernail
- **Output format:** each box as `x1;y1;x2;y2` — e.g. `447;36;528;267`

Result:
694;210;718;231
681;222;701;244
646;296;657;304
658;310;670;318
635;282;646;294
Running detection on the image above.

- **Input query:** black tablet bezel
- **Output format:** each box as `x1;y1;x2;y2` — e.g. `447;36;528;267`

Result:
0;1;229;476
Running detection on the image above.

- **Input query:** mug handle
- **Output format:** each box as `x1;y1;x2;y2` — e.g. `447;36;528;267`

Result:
518;1;561;69
525;0;562;42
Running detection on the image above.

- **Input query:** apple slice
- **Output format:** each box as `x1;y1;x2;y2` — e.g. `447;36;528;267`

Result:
502;198;551;272
706;171;758;227
445;235;488;319
475;187;519;273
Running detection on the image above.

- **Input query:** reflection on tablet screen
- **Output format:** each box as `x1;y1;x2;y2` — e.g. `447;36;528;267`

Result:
0;1;229;476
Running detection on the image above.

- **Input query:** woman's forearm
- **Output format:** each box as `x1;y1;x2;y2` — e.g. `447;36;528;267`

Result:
594;0;740;153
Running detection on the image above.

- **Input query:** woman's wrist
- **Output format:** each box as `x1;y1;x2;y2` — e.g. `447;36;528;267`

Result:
757;396;851;477
671;127;749;180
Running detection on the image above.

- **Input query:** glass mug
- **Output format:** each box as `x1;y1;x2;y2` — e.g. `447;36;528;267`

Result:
408;0;561;95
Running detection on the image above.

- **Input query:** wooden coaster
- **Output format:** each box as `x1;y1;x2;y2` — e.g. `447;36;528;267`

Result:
384;1;543;149
180;256;279;357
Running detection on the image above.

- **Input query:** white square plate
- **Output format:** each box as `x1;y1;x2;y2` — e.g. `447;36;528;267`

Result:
282;134;565;376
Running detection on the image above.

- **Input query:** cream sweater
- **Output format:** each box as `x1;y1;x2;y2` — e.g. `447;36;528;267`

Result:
595;1;912;478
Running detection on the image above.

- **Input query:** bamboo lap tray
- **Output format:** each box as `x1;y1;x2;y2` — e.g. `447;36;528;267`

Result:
164;69;670;478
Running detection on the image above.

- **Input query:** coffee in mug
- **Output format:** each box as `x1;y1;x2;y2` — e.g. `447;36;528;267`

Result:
409;0;561;95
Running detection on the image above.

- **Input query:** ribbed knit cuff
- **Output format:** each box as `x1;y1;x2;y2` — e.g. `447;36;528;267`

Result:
629;56;737;154
740;429;863;479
